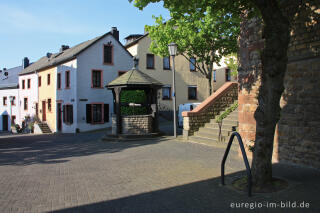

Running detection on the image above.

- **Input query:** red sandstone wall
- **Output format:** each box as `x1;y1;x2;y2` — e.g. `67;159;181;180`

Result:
238;6;320;167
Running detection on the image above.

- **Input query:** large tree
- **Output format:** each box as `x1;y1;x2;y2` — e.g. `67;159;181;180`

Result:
130;0;317;188
144;6;240;95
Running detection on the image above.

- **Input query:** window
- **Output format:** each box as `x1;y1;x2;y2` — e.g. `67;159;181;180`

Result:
47;74;51;85
92;104;103;123
118;71;127;76
3;97;7;106
38;76;41;87
48;99;52;112
103;45;113;64
63;105;73;124
24;98;28;110
188;86;197;100
11;96;16;105
146;54;154;69
190;58;196;71
86;103;109;124
225;69;231;81
162;86;171;100
92;70;102;88
57;73;61;89
22;80;25;89
65;71;70;88
213;70;216;82
11;115;16;125
163;57;170;70
27;79;31;89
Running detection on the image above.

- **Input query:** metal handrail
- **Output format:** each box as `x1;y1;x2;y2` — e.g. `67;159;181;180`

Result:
221;132;252;197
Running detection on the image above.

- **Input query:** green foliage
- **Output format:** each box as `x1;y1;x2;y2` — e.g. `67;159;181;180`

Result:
140;3;240;95
120;90;148;115
216;101;238;123
224;53;238;77
120;90;146;103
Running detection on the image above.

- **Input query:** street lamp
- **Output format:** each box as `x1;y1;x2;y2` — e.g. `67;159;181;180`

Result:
168;42;178;138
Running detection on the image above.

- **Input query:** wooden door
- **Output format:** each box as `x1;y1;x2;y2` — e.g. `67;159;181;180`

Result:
57;103;62;131
2;115;8;131
42;101;46;121
36;103;38;116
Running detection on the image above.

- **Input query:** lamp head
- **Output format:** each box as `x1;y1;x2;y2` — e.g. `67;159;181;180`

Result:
168;43;178;56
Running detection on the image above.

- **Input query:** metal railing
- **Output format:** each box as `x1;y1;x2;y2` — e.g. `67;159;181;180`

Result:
221;132;252;197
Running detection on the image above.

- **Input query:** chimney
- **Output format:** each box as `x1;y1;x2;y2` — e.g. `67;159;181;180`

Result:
22;57;29;69
111;27;119;41
60;45;69;52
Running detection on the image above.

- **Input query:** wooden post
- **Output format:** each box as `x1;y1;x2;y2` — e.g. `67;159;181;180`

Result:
114;87;122;135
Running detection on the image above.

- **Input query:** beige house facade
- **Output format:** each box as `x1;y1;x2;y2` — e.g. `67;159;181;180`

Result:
125;34;236;118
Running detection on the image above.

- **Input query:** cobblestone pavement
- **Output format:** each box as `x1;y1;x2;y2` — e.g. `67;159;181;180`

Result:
0;133;319;213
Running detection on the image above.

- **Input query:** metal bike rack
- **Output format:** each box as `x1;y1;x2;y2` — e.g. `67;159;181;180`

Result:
221;132;252;197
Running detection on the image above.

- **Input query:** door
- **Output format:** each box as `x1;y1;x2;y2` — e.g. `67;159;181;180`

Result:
2;115;8;131
42;101;46;121
36;103;38;117
57;103;62;131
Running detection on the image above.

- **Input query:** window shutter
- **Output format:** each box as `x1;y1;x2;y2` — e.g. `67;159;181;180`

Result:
104;104;109;123
70;106;73;124
63;105;66;123
86;104;92;123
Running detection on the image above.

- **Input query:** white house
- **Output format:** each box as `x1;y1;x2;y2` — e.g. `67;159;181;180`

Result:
0;65;23;131
19;27;133;133
18;58;38;125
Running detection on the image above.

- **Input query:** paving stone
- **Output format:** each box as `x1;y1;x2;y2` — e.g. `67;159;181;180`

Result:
0;132;319;212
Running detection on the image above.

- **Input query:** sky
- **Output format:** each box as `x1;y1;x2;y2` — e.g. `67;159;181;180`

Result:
0;0;170;69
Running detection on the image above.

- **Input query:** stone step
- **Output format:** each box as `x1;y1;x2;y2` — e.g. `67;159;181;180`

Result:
210;119;238;126
212;115;238;122
188;135;238;149
205;123;236;129
224;115;238;120
198;127;230;136
194;131;220;139
38;123;52;133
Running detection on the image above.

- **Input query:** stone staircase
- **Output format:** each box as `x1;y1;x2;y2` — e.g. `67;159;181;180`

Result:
37;122;52;134
188;107;238;148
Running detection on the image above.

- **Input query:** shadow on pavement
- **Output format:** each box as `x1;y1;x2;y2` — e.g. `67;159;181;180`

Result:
50;163;320;213
0;132;169;166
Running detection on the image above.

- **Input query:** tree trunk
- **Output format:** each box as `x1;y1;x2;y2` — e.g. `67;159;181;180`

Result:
251;0;291;187
207;75;212;95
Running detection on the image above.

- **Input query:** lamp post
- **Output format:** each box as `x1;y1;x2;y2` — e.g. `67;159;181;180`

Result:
168;43;178;138
9;96;13;127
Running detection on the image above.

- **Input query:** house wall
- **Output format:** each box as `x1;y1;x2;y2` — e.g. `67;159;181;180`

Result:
76;34;132;132
0;88;19;131
212;56;237;92
127;36;236;119
18;73;38;124
56;59;78;133
38;67;57;132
